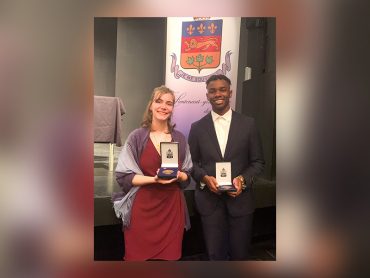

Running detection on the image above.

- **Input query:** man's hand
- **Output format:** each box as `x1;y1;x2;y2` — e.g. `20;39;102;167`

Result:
227;177;243;198
202;175;220;194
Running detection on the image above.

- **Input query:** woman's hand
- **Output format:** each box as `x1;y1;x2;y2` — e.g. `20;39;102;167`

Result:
153;170;188;184
176;171;188;182
154;175;177;184
154;168;177;184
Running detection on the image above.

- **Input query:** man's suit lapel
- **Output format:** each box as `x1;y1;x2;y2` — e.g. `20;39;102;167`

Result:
203;113;223;159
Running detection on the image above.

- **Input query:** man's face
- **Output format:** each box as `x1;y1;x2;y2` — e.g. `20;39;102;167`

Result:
206;79;232;115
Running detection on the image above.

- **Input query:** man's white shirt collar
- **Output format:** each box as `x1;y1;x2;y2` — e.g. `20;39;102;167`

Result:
211;108;232;123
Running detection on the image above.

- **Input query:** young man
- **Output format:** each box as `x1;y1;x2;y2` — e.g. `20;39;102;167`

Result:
188;74;265;260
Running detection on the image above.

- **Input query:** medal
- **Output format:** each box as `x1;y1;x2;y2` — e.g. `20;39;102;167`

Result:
162;169;174;175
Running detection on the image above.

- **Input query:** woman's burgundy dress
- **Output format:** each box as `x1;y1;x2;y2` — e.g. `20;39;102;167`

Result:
123;138;185;261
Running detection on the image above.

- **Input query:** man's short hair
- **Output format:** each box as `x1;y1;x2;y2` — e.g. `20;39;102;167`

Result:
206;74;231;86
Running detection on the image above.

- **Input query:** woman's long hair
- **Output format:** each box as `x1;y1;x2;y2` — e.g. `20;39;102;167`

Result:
141;85;176;133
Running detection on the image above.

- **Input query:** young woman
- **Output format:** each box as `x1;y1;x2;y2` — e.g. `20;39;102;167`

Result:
114;86;192;261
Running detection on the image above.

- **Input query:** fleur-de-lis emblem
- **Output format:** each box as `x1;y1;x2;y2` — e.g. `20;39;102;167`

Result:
197;23;205;34
187;24;195;35
208;23;217;34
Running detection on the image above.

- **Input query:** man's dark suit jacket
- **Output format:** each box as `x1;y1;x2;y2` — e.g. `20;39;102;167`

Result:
188;111;265;217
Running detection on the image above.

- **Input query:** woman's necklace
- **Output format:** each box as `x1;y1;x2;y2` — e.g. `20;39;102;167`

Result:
151;132;171;151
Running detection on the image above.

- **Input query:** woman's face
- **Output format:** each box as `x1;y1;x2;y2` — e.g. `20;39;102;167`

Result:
150;92;174;122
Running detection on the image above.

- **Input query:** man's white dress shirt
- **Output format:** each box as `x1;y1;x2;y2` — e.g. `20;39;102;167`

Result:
211;108;232;158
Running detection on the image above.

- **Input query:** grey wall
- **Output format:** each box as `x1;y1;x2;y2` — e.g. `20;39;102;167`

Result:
94;18;117;97
115;18;166;142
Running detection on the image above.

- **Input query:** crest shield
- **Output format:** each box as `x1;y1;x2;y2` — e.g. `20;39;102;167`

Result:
180;19;223;73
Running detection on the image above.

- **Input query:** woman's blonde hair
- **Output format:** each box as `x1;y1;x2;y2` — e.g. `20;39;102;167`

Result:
141;85;176;133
